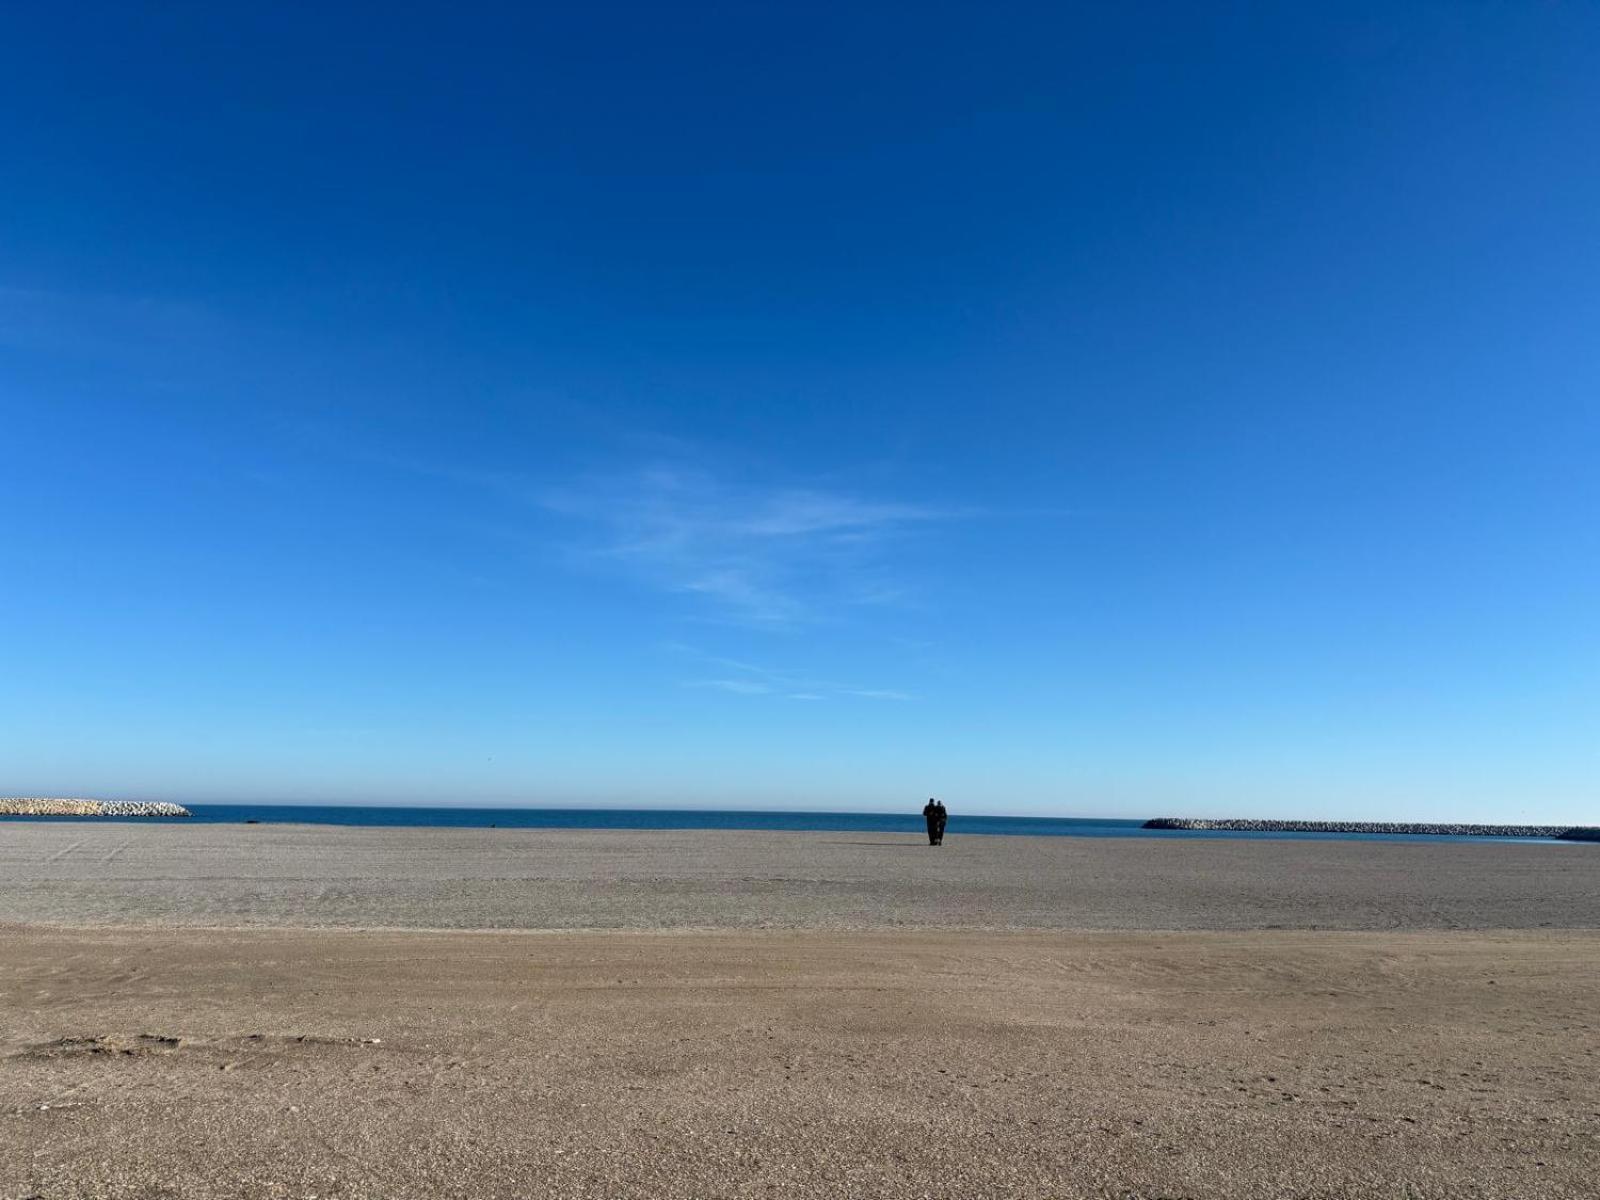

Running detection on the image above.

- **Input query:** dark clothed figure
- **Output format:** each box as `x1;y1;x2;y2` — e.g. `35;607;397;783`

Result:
923;799;948;845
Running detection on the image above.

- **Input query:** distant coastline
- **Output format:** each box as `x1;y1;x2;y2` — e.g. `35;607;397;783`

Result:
0;797;191;818
1145;817;1600;842
2;802;1594;842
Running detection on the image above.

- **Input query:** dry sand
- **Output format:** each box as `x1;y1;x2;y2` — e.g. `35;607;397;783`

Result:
2;823;1598;1198
2;822;1597;931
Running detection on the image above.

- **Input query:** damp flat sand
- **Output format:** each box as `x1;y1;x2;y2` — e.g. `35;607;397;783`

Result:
3;824;1598;1198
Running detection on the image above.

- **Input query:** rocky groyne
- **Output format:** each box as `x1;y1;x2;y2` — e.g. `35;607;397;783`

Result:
0;797;191;818
1144;817;1599;841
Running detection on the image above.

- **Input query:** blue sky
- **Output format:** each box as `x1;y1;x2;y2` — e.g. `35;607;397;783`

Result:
2;3;1597;820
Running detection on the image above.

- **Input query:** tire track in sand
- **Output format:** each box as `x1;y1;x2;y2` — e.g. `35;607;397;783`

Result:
43;840;84;865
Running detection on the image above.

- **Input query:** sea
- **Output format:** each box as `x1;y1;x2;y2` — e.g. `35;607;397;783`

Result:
0;804;1567;843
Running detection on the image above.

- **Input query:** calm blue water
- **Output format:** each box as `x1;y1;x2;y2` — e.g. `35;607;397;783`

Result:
0;804;1566;843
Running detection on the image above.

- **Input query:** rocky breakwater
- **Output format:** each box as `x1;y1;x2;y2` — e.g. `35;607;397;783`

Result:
1144;817;1600;840
0;797;192;818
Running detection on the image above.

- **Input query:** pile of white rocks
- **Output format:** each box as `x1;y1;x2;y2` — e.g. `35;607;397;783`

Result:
1143;817;1598;840
0;797;192;818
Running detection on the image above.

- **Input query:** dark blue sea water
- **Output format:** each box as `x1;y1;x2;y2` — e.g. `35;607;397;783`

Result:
0;804;1567;843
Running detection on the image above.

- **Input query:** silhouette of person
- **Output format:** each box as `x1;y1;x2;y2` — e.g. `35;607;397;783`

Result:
923;798;948;845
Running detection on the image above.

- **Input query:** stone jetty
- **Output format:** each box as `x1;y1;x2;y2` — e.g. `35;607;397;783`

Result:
0;797;191;818
1144;817;1599;841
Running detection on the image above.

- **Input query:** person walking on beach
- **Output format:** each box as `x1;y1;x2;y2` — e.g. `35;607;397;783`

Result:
923;798;948;846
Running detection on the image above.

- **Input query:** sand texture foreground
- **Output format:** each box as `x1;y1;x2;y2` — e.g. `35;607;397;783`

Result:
2;822;1598;930
3;925;1598;1199
5;824;1599;1197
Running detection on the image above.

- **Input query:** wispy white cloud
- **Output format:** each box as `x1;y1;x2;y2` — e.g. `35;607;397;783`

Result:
673;649;917;703
685;678;773;696
544;464;946;628
0;286;231;365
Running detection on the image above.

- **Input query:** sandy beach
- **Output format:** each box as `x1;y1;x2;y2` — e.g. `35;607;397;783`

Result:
3;825;1598;1198
2;822;1597;931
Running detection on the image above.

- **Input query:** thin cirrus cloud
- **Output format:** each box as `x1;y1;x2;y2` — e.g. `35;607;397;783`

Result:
543;466;946;628
0;286;234;366
679;654;917;703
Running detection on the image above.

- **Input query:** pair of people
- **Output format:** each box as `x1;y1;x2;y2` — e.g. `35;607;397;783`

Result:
922;797;948;845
